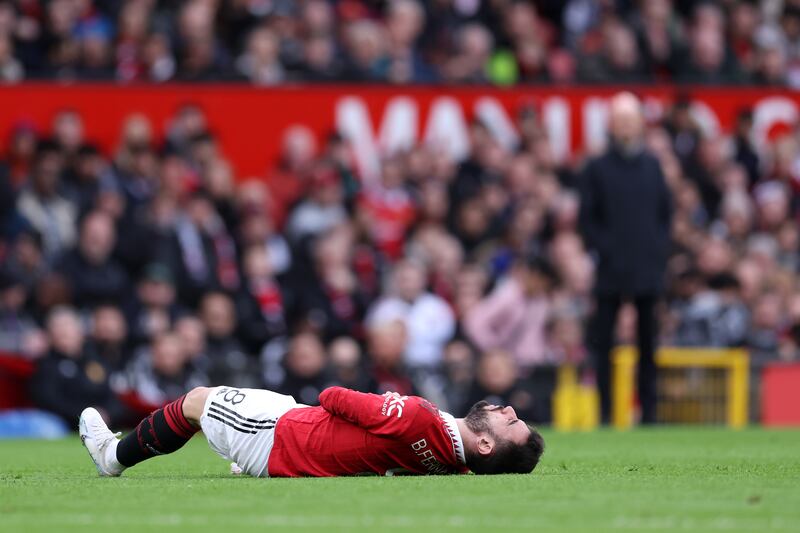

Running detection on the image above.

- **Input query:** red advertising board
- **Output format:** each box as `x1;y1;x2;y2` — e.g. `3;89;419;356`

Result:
1;84;800;180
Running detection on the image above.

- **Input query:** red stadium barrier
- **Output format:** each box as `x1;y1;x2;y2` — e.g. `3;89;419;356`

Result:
2;84;800;179
0;353;35;409
761;363;800;427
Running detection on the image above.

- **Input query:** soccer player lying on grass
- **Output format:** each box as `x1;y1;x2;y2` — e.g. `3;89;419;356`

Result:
79;385;544;477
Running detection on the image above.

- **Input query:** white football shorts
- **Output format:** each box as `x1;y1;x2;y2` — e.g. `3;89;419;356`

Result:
200;386;300;477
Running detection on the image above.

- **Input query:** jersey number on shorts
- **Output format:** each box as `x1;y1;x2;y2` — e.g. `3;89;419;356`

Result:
216;387;246;405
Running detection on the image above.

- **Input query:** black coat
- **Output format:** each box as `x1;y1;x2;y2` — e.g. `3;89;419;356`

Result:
579;147;672;296
56;250;131;309
29;349;127;426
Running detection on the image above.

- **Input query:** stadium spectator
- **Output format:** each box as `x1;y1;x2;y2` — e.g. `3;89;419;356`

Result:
2;228;47;295
365;319;417;396
440;339;477;415
3;19;800;429
0;269;44;357
277;332;328;405
580;92;672;425
56;210;130;309
366;258;455;371
7;0;800;87
677;5;746;84
174;314;208;369
235;244;291;354
89;304;130;373
326;336;369;392
285;164;347;243
16;141;77;260
162;192;224;306
235;26;285;85
357;156;416;261
125;331;208;406
29;306;127;426
0;31;23;82
464;255;557;372
297;224;368;340
126;263;179;347
462;349;540;422
200;291;260;388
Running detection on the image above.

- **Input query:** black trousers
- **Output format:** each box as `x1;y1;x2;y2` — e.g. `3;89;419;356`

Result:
589;294;658;424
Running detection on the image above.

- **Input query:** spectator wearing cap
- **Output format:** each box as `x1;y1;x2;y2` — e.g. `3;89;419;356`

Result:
56;210;130;309
464;255;557;373
74;15;115;80
579;93;672;424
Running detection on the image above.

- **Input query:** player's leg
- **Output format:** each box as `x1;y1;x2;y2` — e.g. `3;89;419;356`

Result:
79;387;209;477
181;385;212;424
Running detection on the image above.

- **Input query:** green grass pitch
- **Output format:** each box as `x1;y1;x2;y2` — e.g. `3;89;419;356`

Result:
1;428;799;532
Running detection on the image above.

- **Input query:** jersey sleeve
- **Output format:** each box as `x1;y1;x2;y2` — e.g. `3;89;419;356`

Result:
318;387;422;437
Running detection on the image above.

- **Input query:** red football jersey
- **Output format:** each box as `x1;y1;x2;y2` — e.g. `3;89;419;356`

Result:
267;387;469;477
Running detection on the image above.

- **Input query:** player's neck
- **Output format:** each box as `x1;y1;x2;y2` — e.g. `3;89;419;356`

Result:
455;418;478;455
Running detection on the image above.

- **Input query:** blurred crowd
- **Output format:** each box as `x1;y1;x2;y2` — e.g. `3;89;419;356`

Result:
3;0;800;85
0;94;799;428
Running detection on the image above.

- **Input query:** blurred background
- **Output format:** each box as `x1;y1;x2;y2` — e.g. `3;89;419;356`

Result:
0;0;799;437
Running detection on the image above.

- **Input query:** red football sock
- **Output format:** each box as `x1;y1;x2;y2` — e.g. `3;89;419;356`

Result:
116;395;199;468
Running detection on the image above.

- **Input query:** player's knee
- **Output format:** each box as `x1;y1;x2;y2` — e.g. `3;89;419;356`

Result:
183;387;211;424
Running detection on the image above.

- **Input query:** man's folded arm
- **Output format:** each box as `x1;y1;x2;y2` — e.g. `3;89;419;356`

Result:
318;386;417;437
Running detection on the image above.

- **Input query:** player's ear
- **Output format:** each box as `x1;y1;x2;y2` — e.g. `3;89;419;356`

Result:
477;434;494;457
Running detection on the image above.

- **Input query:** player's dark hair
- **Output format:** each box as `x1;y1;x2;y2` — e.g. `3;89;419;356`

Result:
467;424;545;475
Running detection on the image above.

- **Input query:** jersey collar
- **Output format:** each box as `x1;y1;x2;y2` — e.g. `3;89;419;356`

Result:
440;411;466;465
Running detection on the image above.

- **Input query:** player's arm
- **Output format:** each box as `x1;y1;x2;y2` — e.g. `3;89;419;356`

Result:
318;386;419;437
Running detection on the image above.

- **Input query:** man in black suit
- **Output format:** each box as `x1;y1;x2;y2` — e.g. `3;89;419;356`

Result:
579;92;672;424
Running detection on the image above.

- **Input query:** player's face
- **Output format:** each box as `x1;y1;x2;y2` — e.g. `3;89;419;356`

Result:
482;404;531;446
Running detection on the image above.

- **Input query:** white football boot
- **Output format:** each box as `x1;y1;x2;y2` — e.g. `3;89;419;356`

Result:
79;407;125;477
